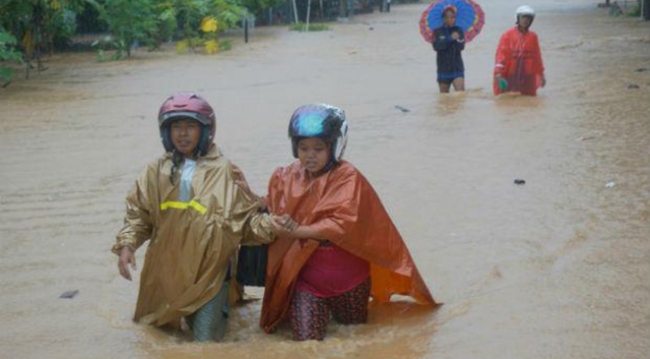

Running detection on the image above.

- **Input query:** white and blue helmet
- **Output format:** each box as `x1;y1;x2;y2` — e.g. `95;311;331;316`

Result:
288;104;349;164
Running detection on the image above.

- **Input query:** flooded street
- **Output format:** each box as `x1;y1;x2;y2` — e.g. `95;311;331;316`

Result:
1;0;649;358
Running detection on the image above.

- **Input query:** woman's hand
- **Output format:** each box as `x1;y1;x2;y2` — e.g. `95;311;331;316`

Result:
276;214;299;231
270;214;299;237
270;216;332;241
118;246;136;281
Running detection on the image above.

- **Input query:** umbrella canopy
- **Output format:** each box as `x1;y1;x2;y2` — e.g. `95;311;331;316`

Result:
419;0;485;43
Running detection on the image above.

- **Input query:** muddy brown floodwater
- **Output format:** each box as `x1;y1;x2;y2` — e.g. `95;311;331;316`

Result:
1;1;649;358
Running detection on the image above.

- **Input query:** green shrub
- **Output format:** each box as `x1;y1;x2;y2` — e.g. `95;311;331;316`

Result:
626;5;641;17
289;22;329;32
92;35;130;61
219;39;232;51
0;29;23;84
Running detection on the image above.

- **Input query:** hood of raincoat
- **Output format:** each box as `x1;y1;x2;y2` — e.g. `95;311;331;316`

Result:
113;146;274;328
260;160;439;332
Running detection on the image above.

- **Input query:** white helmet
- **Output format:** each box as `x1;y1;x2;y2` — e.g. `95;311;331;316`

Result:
516;5;535;17
516;5;535;24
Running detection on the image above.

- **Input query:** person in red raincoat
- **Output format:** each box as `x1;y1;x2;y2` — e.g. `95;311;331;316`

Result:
234;104;439;341
493;5;546;96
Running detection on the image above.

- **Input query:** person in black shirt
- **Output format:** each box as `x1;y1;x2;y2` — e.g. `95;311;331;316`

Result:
432;7;465;93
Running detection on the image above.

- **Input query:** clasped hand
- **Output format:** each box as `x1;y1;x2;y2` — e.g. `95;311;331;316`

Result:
271;214;299;237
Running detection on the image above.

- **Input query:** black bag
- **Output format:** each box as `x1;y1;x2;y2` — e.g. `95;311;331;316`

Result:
236;244;268;287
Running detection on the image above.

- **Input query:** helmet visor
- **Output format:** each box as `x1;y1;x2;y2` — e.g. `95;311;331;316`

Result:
159;111;210;127
291;106;340;137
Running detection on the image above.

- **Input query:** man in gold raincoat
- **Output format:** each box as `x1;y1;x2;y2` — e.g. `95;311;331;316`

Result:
111;93;275;341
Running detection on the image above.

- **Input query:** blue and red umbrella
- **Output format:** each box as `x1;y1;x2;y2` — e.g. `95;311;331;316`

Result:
419;0;485;43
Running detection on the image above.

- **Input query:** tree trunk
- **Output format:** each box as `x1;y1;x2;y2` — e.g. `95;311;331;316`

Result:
305;0;312;31
319;0;324;20
292;0;299;23
340;0;348;18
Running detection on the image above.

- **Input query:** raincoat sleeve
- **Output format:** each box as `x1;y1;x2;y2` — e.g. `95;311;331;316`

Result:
432;29;450;52
242;211;275;245
533;33;544;74
455;28;465;51
494;32;509;76
223;163;275;246
112;164;156;255
307;167;417;274
306;171;361;242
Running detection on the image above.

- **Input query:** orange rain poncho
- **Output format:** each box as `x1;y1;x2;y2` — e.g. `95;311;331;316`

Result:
260;161;438;333
493;27;545;96
112;146;275;328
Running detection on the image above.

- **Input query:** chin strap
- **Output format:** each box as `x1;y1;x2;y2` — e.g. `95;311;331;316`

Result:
319;160;339;175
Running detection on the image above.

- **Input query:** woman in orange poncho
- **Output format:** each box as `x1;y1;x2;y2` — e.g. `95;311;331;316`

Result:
493;5;546;96
236;104;438;341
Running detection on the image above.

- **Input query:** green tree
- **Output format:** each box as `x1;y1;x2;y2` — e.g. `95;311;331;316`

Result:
154;0;209;41
152;0;246;53
101;0;157;57
241;0;286;21
212;0;248;30
153;0;247;38
0;1;94;59
0;28;23;84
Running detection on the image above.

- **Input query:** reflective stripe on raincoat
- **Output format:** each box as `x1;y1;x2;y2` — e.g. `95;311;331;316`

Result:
493;27;544;96
259;161;439;333
112;146;274;328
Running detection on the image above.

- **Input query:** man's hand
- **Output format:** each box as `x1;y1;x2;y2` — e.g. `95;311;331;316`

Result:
232;165;258;201
451;32;460;40
118;246;136;281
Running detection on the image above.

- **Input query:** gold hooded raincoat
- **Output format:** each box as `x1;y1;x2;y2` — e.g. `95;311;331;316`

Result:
112;146;274;328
